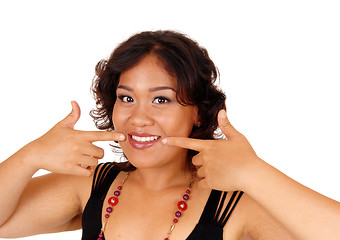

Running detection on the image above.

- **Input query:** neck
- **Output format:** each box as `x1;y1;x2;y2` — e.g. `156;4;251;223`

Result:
131;162;193;191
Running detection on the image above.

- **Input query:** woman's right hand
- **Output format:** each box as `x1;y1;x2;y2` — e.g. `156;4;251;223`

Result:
22;101;126;176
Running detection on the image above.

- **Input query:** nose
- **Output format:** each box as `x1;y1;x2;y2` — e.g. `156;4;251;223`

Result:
130;103;154;127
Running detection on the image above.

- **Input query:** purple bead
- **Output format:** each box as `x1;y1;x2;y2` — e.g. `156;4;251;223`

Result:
106;207;113;213
186;190;191;194
183;194;189;200
114;190;121;196
175;211;182;218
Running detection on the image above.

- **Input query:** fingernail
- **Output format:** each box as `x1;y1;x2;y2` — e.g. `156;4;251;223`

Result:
221;110;227;119
119;134;126;141
162;138;168;144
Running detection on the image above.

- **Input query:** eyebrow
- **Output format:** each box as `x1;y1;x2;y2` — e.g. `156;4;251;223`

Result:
117;85;176;92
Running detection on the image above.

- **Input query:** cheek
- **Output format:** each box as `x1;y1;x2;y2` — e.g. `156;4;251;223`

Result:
157;109;195;137
112;105;126;131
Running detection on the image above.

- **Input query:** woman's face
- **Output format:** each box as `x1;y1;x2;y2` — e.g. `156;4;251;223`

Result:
112;54;198;169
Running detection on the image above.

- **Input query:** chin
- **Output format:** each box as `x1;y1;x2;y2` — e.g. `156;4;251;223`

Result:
122;150;164;169
121;148;186;171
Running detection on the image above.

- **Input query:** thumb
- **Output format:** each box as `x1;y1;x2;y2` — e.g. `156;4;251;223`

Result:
59;101;81;129
218;109;237;139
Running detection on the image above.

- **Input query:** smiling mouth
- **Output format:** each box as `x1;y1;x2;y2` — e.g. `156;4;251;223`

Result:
131;135;161;142
128;133;161;149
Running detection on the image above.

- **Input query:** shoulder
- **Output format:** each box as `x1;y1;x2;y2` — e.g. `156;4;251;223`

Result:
227;193;294;240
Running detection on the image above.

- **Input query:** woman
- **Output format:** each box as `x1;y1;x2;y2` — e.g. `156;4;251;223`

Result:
0;30;339;240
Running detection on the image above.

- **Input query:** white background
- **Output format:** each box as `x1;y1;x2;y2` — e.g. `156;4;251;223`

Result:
0;0;339;239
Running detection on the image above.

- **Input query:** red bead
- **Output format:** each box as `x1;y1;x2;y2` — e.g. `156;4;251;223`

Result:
117;186;122;190
105;214;110;218
186;190;191;194
173;218;178;223
177;201;187;211
164;238;169;240
99;234;103;238
108;197;118;206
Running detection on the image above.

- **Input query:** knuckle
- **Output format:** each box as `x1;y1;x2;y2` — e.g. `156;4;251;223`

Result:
192;157;198;165
98;149;105;158
197;167;204;176
87;158;98;167
95;149;104;159
167;138;175;145
221;120;231;129
92;158;99;166
183;141;191;149
71;144;80;152
92;131;103;140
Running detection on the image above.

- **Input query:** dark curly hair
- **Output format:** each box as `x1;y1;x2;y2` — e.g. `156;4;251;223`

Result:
90;30;226;170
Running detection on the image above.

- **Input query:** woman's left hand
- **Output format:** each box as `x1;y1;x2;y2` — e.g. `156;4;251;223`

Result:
162;109;262;192
165;110;340;240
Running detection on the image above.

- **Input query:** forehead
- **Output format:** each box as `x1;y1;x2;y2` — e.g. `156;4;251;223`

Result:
118;54;177;89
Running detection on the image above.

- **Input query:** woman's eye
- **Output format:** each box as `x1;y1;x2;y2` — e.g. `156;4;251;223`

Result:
118;95;134;103
153;97;170;104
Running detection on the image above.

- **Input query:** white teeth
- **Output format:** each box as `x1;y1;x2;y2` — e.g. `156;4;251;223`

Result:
131;135;160;142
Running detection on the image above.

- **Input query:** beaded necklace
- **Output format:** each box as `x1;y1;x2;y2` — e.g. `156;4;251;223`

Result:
98;171;195;240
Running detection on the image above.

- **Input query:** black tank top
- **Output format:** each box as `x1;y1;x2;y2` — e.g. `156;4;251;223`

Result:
82;162;243;240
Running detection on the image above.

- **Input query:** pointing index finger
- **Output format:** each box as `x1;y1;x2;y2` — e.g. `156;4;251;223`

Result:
162;137;205;151
80;130;126;142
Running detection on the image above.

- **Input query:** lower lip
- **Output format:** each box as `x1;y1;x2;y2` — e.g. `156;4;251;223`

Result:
128;135;161;150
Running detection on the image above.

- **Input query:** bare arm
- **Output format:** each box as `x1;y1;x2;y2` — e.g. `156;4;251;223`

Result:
0;101;126;237
244;159;340;240
0;172;90;237
0;148;39;228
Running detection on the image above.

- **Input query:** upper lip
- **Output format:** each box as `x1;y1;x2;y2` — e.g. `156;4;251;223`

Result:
128;132;161;137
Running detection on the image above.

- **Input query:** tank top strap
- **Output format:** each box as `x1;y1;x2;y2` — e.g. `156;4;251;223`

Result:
218;191;244;227
91;162;120;197
198;190;244;227
198;190;222;224
82;163;120;240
